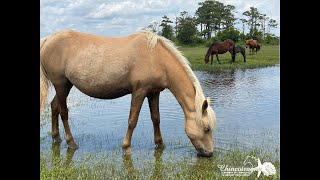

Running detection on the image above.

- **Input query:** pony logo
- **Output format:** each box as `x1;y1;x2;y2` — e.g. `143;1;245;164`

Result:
218;155;276;178
244;155;276;178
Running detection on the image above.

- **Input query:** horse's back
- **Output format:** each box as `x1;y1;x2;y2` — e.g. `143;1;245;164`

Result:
245;39;258;48
41;30;155;99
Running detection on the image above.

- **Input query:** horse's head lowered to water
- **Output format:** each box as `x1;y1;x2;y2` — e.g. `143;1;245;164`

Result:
40;30;216;157
185;97;216;157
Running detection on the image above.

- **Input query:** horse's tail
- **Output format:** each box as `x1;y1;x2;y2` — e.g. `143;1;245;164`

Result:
40;37;50;112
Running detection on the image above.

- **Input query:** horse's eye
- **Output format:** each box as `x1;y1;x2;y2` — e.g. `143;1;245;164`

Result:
204;127;210;133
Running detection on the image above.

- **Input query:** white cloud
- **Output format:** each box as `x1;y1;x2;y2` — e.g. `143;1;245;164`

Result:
40;0;279;38
87;0;174;19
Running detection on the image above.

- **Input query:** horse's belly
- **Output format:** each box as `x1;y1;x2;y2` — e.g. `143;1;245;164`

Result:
67;68;132;99
73;82;132;99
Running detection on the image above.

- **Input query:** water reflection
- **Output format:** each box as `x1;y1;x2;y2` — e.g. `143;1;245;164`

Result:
202;69;237;90
41;66;280;161
51;142;77;167
123;147;165;179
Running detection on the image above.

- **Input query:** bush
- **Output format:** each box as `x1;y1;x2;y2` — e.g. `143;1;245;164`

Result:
204;37;221;47
216;28;241;43
264;34;279;45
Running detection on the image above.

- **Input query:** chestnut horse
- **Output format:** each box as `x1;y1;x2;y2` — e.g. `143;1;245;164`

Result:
40;30;216;157
245;39;262;55
204;39;236;65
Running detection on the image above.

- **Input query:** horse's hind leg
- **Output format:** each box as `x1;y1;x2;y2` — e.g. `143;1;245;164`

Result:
54;81;78;149
51;95;62;143
147;92;164;148
122;90;147;155
242;51;246;62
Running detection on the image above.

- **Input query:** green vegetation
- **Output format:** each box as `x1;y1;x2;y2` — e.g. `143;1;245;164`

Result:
179;45;279;72
40;147;279;179
157;0;279;46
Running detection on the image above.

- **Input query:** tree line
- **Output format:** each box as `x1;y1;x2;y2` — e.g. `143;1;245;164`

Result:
156;0;279;46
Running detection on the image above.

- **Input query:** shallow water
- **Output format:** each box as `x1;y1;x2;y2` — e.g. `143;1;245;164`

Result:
40;66;279;163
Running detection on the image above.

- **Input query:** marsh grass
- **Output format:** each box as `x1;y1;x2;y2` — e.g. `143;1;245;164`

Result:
40;146;279;179
179;45;279;72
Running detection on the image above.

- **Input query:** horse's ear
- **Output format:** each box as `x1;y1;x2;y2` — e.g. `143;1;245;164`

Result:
202;99;209;113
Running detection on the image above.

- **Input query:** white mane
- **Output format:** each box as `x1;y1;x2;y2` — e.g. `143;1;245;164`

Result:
139;31;215;129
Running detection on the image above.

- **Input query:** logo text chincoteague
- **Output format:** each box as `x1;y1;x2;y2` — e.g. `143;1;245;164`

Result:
217;155;276;178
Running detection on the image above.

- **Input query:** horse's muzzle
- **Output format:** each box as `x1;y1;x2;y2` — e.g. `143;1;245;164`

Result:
197;149;213;157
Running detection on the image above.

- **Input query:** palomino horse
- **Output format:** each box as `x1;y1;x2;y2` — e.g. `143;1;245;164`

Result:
235;45;246;62
40;30;216;157
204;39;236;64
245;39;262;55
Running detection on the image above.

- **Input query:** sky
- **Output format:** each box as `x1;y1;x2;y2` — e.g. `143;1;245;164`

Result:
40;0;280;38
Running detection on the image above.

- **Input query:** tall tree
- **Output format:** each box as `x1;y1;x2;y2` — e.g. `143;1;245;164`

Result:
268;19;278;33
159;15;174;40
195;0;237;39
240;18;247;35
259;14;268;38
221;4;236;30
176;11;197;44
195;3;206;38
242;7;262;38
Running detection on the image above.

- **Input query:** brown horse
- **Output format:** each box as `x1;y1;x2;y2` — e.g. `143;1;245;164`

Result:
204;39;236;64
40;30;216;157
245;39;262;55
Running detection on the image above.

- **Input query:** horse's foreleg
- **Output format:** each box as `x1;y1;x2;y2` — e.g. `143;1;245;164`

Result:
122;90;146;155
210;54;213;65
216;54;221;64
55;82;78;149
147;92;164;149
51;95;62;143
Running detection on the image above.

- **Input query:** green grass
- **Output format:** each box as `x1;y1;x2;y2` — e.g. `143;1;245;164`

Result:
40;147;279;179
179;45;279;72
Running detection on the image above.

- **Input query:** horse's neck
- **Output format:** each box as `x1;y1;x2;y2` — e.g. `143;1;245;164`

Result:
205;47;213;58
165;60;196;119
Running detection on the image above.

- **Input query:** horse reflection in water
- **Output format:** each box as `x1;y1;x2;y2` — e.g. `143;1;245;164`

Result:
122;147;165;179
122;147;216;179
203;69;237;91
51;142;77;168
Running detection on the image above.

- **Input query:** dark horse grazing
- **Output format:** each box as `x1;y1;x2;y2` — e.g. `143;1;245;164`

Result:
245;39;262;55
235;45;246;62
40;30;216;157
204;39;236;64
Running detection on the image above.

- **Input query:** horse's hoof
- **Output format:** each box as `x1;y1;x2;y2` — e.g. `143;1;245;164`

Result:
155;143;166;150
67;140;79;149
123;147;132;155
52;135;62;143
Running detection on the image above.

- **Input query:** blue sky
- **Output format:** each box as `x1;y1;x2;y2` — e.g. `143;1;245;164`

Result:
40;0;279;38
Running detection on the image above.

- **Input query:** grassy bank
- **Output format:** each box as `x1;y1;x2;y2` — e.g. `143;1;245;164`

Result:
40;147;279;179
179;45;279;72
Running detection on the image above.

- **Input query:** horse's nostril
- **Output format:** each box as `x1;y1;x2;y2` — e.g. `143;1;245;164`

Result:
197;150;213;157
207;151;213;157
